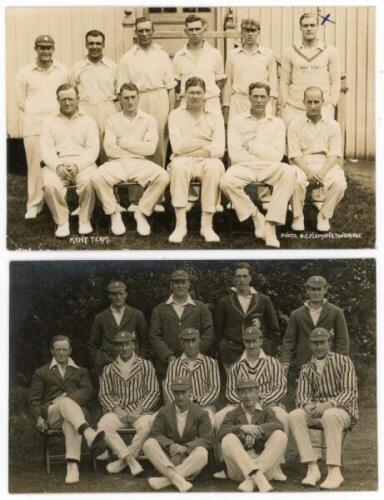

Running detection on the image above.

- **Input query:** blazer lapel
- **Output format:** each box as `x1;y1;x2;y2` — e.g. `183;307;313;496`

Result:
181;404;195;439
302;306;316;330
230;294;246;318
107;308;120;328
317;302;330;325
244;293;260;317
180;304;197;322
164;304;181;322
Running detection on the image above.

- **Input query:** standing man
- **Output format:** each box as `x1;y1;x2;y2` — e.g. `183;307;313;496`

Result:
149;269;215;379
289;327;358;490
164;328;220;425
117;16;176;168
143;376;213;492
217;379;288;493
40;83;99;238
288;86;347;232
221;82;296;248
215;262;280;371
173;14;226;114
167;77;225;243
91;82;169;237
280;11;340;125
223;18;278;122
88;280;149;376
70;30;117;161
16;34;68;219
97;331;160;476
29;335;106;484
280;275;349;374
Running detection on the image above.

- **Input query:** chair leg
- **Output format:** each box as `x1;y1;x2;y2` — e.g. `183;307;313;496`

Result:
45;437;51;474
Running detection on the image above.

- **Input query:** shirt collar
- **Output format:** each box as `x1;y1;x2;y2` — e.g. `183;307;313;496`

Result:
132;42;162;54
33;59;61;71
241;401;263;413
57;108;86;120
241;349;267;362
83;55;114;68
110;304;126;313
117;352;136;366
175;403;190;416
181;352;203;362
238;43;265;55
310;350;333;366
298;40;325;51
231;286;257;296
180;39;211;55
121;109;147;121
304;299;327;310
243;111;274;122
166;294;196;306
50;357;79;370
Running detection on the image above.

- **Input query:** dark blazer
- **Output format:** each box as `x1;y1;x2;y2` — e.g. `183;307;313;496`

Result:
29;361;94;420
88;305;149;374
217;404;283;453
280;302;349;368
149;402;213;453
149;300;215;376
215;291;280;364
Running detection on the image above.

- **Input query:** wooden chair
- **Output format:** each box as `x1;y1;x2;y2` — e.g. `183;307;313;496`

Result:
296;423;352;463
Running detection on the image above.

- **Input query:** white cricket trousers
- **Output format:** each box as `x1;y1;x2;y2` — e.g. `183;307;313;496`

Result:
92;158;169;216
42;165;96;225
169;157;225;213
220;162;296;224
291;155;347;219
97;412;156;459
143;437;208;479
221;431;287;481
47;397;88;462
288;407;351;466
23;135;44;211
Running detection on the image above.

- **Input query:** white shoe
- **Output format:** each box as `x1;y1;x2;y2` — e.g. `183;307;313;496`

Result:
25;206;41;219
96;450;109;461
126;455;144;476
71;207;80;216
320;468;344;490
55;221;70;238
252;470;273;492
216;203;224;213
78;221;93;235
317;212;330;232
65;462;79;484
110;211;126;236
301;464;321;486
127;203;138;213
154;203;165;213
200;226;220;243
172;476;193;492
313;201;324;211
169;227;187;243
213;470;227;479
261;201;270;211
106;458;128;474
292;215;305;231
270;466;287;482
238;477;254;492
264;222;280;248
252;212;266;239
186;201;194;212
148;477;171;490
134;210;151;236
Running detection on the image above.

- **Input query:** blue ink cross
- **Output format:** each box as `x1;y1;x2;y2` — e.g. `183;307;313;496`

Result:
320;13;336;25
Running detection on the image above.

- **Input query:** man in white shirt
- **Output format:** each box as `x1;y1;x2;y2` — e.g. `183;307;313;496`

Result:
91;82;169;237
143;376;213;492
173;14;226;114
168;76;225;243
288;86;347;232
70;30;117;161
16;34;68;219
40;83;99;238
280;11;340;125
221;82;296;248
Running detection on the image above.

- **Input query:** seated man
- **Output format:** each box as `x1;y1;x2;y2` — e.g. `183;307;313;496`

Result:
168;76;225;243
215;326;288;433
91;82;169;236
217;379;288;492
97;331;160;476
40;83;99;238
288;86;347;232
288;327;358;490
143;376;213;492
164;327;220;425
221;81;295;248
29;335;106;484
280;275;349;374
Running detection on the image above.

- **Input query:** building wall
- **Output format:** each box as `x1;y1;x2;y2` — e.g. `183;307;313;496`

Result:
6;6;375;159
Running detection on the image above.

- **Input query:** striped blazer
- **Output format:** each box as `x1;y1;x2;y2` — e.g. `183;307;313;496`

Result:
296;351;359;425
99;355;160;413
164;353;220;407
226;350;287;407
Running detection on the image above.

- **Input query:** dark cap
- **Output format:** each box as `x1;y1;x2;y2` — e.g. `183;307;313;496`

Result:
107;281;126;292
237;378;257;390
180;328;200;340
171;376;192;391
243;326;263;340
114;331;136;343
306;276;328;287
309;327;331;341
170;269;190;281
35;34;55;46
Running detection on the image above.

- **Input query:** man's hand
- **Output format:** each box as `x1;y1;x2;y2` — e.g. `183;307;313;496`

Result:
127;404;144;423
171;453;184;466
243;433;256;449
282;363;290;376
314;401;334;416
167;355;176;365
56;165;71;183
303;402;318;418
169;444;188;456
67;164;79;180
36;416;48;433
113;406;129;423
240;424;264;439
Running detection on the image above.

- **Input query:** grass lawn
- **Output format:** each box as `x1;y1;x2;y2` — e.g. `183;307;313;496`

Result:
6;160;375;250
